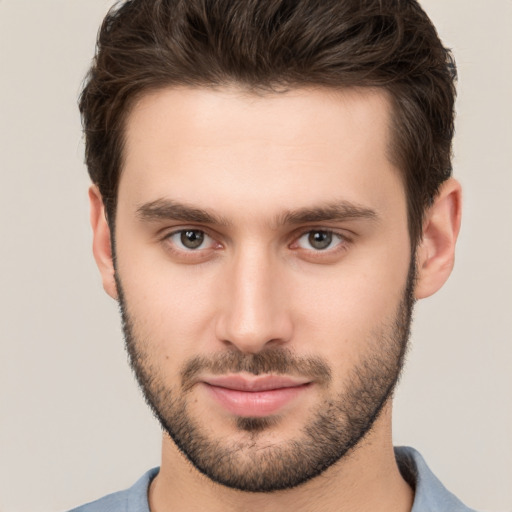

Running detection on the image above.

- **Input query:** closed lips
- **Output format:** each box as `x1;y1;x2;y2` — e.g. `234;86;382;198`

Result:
201;375;312;417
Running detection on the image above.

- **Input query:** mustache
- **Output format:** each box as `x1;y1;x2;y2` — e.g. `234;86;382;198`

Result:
181;348;332;391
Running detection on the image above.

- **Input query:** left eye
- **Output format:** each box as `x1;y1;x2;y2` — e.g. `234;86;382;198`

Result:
168;229;213;250
296;230;343;251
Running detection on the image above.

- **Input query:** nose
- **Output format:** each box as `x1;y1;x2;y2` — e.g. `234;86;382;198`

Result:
215;244;293;354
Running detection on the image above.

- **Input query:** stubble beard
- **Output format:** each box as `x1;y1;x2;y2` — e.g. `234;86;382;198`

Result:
115;262;415;493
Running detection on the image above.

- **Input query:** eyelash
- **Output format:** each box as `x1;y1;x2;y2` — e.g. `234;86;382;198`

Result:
293;230;346;251
161;227;351;261
165;229;218;251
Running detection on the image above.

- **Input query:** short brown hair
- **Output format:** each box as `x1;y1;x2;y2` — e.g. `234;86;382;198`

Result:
79;0;456;246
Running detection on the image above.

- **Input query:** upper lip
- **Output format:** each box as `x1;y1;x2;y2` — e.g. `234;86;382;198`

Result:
202;374;311;392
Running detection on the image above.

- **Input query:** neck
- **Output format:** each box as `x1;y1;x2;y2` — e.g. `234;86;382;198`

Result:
149;404;413;512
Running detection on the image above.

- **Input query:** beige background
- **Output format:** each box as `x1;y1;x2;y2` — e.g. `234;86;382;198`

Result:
0;1;511;511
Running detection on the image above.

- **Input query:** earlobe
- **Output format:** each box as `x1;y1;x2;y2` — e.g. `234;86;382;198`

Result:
414;178;462;299
89;185;118;300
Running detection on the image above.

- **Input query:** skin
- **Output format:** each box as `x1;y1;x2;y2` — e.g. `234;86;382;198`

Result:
90;86;461;512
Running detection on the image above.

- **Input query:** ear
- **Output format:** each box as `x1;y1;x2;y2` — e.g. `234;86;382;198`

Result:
89;185;118;300
414;178;462;299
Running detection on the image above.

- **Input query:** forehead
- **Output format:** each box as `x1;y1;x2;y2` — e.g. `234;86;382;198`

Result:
119;86;404;220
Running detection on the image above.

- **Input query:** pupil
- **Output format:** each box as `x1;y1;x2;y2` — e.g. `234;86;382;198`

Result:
308;231;332;250
181;230;204;249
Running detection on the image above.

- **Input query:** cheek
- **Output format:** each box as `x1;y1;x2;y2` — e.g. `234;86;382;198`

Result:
116;249;221;366
289;245;411;360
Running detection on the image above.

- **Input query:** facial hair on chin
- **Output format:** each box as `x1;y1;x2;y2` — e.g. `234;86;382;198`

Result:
114;261;415;493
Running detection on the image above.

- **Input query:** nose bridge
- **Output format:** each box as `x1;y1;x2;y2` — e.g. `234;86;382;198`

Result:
216;241;291;353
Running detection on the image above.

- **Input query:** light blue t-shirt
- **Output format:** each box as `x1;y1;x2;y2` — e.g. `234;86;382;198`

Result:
68;446;477;512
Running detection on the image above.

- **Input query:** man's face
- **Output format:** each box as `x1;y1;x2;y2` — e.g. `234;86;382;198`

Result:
111;86;413;491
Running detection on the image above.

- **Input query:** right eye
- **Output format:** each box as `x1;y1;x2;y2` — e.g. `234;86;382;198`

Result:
166;229;215;251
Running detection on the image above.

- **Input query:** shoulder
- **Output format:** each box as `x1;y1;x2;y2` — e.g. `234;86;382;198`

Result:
395;446;478;512
67;468;159;512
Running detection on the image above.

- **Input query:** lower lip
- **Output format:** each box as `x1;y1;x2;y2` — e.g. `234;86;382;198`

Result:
203;383;310;417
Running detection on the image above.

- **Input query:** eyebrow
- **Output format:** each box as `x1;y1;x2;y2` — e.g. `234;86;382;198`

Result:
278;201;378;225
136;198;378;227
137;199;231;225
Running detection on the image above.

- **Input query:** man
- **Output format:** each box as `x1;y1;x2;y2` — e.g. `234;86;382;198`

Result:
71;0;475;510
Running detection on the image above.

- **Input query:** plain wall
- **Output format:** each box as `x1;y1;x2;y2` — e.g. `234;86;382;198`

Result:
0;1;510;511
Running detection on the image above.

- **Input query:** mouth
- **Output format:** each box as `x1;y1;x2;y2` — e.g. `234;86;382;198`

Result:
201;375;312;417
